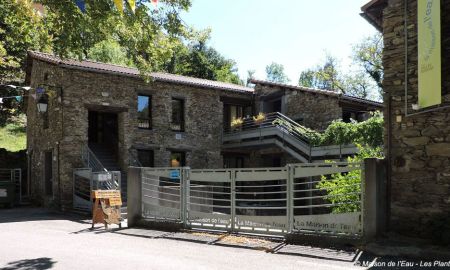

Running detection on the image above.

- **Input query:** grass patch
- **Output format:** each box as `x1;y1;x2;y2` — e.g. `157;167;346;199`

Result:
0;122;26;152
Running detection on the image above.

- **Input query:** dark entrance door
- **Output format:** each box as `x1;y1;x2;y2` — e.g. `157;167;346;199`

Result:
44;151;53;196
88;111;119;156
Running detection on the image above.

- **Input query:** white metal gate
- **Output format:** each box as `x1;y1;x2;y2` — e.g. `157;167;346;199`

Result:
139;162;364;237
141;168;183;221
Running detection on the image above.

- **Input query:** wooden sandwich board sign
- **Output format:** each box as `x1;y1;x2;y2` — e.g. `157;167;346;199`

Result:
91;190;122;229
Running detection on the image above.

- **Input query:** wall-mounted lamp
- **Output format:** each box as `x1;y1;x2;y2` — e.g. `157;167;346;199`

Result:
37;95;48;113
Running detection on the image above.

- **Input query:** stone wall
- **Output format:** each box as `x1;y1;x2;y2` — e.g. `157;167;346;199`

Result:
27;59;252;209
254;84;342;131
382;0;450;240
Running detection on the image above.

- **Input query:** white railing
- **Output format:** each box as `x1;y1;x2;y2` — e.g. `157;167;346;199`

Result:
138;162;364;237
222;112;359;162
73;168;121;213
81;145;107;172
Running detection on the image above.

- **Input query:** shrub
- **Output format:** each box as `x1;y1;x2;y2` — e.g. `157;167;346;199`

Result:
316;145;384;213
272;111;384;147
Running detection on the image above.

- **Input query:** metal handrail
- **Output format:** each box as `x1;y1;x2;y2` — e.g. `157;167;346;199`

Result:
81;145;107;172
128;148;143;167
224;112;312;144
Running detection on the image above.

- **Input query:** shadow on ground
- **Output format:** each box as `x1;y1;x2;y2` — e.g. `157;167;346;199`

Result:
0;257;56;270
0;207;90;225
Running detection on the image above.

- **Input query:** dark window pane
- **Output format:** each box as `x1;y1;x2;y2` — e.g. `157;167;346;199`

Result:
171;98;184;131
137;150;154;167
170;152;185;167
137;95;151;129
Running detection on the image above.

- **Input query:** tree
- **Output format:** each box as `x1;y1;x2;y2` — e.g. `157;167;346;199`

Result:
298;51;381;100
246;70;255;87
37;0;191;76
352;33;383;89
164;29;242;84
341;72;376;99
265;62;290;84
352;33;383;98
87;39;134;66
298;54;344;92
0;0;51;84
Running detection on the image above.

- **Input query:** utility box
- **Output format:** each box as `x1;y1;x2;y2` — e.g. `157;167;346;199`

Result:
0;181;15;208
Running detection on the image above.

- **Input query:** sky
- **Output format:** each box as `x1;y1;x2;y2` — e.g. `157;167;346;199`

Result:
181;0;377;84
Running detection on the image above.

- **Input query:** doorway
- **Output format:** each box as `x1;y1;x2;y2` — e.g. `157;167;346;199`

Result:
263;98;282;114
88;111;119;157
44;151;53;197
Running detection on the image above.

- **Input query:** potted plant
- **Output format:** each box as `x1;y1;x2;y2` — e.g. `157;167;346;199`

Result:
253;112;266;125
231;117;244;130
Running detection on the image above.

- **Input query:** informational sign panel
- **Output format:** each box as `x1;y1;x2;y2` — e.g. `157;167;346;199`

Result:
91;190;122;229
418;0;441;108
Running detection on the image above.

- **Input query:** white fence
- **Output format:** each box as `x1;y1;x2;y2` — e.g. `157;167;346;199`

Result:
136;162;365;237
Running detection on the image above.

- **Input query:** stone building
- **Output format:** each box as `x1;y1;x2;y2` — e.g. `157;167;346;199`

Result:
362;0;450;240
25;51;381;208
253;80;382;131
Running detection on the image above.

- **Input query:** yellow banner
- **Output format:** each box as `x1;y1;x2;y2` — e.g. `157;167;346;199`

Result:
114;0;124;14
418;0;441;108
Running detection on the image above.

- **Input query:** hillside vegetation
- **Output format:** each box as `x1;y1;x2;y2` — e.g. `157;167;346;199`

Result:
0;115;26;152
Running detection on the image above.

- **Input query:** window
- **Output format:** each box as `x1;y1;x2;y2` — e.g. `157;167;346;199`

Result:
223;155;245;168
170;151;185;167
171;98;185;131
137;149;154;167
137;95;151;129
224;104;252;130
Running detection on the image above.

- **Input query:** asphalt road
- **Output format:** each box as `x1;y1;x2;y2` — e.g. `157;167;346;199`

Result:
0;208;367;270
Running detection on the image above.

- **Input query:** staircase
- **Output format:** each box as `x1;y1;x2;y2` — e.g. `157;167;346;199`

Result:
222;112;358;162
88;143;121;171
82;144;127;203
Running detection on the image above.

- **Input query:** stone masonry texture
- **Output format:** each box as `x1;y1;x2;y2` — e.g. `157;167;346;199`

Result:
26;59;252;209
382;0;450;240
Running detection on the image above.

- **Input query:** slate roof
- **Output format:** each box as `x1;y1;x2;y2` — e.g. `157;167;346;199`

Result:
27;51;254;94
251;79;383;108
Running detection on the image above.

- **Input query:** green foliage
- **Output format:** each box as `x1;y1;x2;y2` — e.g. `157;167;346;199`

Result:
265;62;290;84
272;111;384;147
0;0;51;83
316;145;384;213
0;115;26;152
87;39;134;66
320;111;384;148
298;54;343;92
163;28;242;84
298;33;384;100
352;33;383;90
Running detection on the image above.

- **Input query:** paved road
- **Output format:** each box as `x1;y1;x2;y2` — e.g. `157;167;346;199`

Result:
0;208;367;270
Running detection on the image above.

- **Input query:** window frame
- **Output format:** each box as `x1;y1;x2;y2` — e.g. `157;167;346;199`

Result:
170;97;185;132
137;94;152;130
170;151;186;167
136;149;154;167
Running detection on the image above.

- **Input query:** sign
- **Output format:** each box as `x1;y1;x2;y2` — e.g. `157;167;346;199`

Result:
169;170;180;180
0;189;6;197
294;212;361;234
91;190;122;229
418;0;441;108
